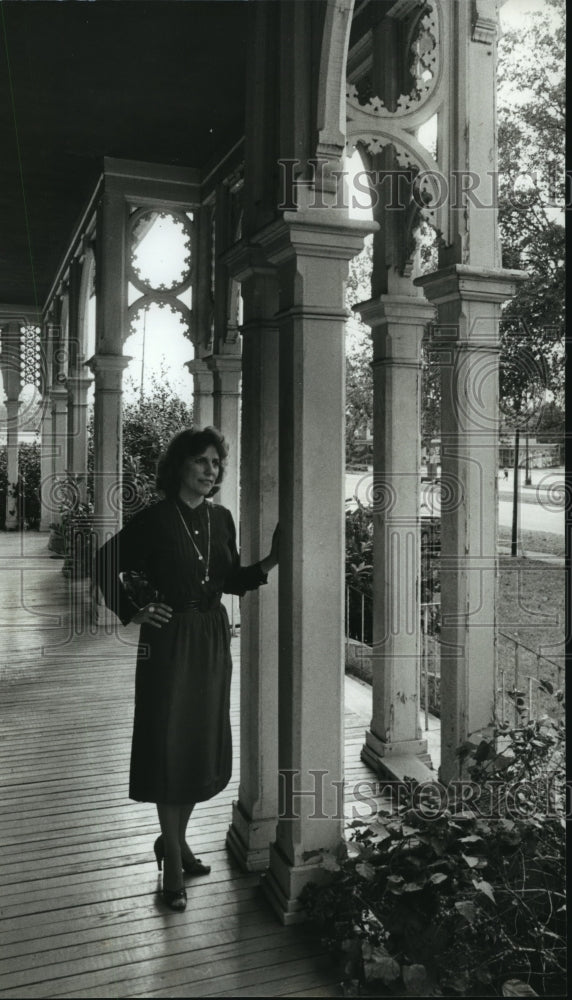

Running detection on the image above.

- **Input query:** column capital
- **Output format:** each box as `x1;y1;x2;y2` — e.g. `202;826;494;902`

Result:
66;375;93;392
86;354;131;393
224;240;276;282
49;384;69;405
414;265;527;307
207;355;242;396
185;358;212;377
86;353;131;376
257;211;374;266
356;295;436;330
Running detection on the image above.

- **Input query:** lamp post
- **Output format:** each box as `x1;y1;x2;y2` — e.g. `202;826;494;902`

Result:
524;432;531;485
511;428;520;557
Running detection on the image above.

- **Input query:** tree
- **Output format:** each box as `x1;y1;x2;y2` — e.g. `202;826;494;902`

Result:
345;1;565;445
122;369;194;482
497;0;565;420
346;238;374;465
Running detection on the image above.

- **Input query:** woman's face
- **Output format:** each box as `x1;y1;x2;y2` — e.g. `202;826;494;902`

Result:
178;445;221;503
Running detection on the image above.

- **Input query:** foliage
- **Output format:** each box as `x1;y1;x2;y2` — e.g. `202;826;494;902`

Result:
0;441;42;529
345;0;565;437
85;369;194;521
301;693;565;997
120;370;194;520
346;334;373;461
122;369;194;482
51;474;94;578
345;501;440;644
497;0;565;418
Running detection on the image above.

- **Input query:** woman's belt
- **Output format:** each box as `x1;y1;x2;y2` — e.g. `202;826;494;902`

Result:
172;596;222;613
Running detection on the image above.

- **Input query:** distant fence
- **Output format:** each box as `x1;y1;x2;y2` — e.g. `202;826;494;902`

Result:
345;585;563;727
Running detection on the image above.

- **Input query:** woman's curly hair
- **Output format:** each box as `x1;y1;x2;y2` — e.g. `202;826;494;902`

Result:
156;426;228;499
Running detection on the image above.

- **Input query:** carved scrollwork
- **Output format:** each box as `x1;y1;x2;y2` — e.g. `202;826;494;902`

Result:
127;296;193;342
19;324;43;389
128;209;193;295
346;3;440;120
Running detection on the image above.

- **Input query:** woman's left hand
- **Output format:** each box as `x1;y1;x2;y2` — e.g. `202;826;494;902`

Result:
260;523;279;574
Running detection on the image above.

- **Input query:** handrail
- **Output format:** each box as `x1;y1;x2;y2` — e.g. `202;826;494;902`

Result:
344;583;563;728
497;629;562;671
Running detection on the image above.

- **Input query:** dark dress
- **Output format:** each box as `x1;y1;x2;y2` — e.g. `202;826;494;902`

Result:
95;498;267;804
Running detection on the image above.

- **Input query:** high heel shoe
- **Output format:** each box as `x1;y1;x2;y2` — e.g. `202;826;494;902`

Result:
153;835;165;871
181;852;211;877
154;835;211;876
162;885;187;912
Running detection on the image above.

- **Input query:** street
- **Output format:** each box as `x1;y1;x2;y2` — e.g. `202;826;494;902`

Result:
346;467;565;537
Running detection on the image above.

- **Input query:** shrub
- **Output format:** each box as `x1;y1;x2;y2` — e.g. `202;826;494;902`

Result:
0;441;42;529
300;691;565;997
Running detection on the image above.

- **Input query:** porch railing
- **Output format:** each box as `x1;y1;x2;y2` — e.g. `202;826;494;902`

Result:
344;584;562;729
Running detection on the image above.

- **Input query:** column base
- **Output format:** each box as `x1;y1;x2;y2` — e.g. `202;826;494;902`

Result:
261;841;332;925
226;799;277;872
361;729;434;782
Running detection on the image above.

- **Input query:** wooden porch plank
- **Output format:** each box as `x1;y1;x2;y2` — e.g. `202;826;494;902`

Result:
0;534;381;999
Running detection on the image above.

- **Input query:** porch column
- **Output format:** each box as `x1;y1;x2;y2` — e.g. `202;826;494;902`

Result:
67;375;93;502
416;266;523;782
207;354;241;524
225;243;279;871
87;353;130;540
358;295;435;782
1;322;22;530
185;358;214;428
39;406;55;531
51;386;69;481
259;207;371;923
208;353;241;630
4;397;21;531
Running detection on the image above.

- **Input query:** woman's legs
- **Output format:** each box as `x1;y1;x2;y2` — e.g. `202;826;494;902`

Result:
178;802;196;861
157;803;184;891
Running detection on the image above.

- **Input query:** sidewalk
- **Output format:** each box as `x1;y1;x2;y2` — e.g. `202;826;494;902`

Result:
497;545;565;566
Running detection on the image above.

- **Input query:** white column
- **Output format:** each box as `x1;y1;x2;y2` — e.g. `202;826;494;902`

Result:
51;386;69;481
259;207;371;923
357;295;435;781
1;322;22;530
225;244;279;871
208;354;241;630
87;353;131;543
39;406;55;531
4;397;21;531
67;375;93;502
185;358;214;428
208;355;241;524
416;266;523;782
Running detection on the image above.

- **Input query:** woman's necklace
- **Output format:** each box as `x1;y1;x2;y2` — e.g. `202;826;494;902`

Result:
176;502;211;584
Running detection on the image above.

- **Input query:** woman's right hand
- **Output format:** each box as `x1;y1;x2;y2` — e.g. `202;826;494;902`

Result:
132;602;173;628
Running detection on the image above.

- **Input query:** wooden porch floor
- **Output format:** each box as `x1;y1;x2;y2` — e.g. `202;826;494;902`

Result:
0;532;435;998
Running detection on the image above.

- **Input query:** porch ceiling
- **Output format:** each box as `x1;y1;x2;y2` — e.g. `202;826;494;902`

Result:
0;0;248;309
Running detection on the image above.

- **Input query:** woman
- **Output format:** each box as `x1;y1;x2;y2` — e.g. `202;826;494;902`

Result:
95;426;279;911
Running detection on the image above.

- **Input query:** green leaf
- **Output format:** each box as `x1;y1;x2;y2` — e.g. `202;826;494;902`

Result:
403;880;426;892
363;949;401;985
461;854;480;868
429;871;448;885
320;853;341;873
402;964;429;994
386;874;405;893
502;980;539;996
538;678;554;694
355;862;376;881
455;900;477;923
472;879;496;904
